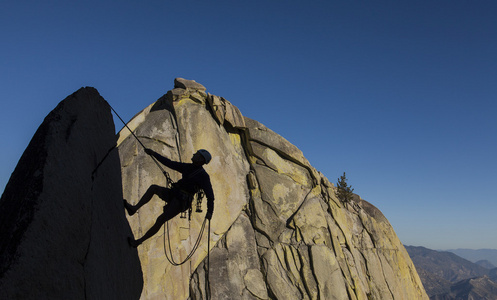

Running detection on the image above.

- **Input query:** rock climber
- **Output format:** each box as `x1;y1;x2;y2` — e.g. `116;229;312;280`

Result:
124;148;214;248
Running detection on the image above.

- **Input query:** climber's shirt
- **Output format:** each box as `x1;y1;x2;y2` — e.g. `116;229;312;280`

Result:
152;154;215;214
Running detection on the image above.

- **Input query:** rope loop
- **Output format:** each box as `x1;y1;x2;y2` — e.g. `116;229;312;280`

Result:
163;218;207;266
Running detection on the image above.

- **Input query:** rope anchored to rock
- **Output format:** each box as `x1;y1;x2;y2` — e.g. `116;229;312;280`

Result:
110;104;174;187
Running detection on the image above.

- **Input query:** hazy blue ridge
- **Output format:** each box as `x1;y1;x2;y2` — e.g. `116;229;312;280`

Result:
406;245;497;299
446;249;497;267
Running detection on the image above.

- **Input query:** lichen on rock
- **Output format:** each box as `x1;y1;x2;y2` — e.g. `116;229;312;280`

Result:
118;78;428;300
0;78;428;299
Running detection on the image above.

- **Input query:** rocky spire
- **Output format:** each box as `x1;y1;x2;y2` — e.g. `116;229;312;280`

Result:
0;87;143;299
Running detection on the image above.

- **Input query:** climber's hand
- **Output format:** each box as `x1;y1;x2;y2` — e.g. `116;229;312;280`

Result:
205;210;213;220
144;148;153;155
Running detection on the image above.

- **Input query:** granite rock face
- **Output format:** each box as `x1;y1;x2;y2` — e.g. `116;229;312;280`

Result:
118;82;251;299
118;79;429;300
0;87;143;299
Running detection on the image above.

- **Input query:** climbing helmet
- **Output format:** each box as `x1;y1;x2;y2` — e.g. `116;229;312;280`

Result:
197;149;212;164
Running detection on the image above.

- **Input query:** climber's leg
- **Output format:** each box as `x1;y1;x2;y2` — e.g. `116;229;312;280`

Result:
129;199;183;247
124;184;168;216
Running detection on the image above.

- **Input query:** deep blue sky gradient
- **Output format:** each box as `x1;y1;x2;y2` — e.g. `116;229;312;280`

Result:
1;1;496;249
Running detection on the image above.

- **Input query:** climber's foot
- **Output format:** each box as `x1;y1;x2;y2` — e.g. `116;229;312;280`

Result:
123;200;136;216
128;237;141;248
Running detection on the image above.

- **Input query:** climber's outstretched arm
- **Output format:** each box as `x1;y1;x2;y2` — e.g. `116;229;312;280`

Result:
144;148;189;172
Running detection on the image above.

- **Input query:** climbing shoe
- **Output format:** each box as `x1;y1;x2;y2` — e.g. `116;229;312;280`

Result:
128;237;141;248
123;200;136;216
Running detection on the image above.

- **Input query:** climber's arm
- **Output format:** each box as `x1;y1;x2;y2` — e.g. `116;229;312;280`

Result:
144;148;188;172
206;196;214;220
202;176;215;220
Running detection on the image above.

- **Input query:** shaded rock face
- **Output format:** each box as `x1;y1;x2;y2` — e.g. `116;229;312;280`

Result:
119;79;428;300
0;88;143;299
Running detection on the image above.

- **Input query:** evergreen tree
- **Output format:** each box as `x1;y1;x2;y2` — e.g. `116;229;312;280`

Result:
336;172;354;203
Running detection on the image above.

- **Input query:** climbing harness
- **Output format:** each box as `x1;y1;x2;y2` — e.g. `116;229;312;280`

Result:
180;189;204;219
109;104;211;272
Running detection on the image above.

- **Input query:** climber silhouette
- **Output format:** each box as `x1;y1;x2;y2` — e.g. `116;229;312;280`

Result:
124;148;214;248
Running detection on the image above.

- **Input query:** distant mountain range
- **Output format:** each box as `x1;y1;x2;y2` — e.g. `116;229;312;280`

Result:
476;260;496;269
446;249;497;267
405;246;497;300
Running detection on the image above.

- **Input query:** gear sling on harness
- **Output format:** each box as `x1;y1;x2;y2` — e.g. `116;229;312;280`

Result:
171;172;205;220
109;103;212;298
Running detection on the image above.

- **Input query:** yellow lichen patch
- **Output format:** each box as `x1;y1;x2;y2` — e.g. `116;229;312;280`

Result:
173;96;196;109
272;183;290;205
227;132;248;162
229;132;241;148
248;155;258;165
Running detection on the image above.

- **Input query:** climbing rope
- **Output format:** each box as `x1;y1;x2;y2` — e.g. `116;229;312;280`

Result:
109;104;210;265
163;218;207;266
111;103;212;299
206;219;211;299
110;105;174;187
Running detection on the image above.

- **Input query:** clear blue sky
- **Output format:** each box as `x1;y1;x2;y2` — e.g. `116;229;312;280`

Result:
1;1;496;250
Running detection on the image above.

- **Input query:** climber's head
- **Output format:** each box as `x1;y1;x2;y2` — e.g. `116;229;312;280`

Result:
192;149;212;165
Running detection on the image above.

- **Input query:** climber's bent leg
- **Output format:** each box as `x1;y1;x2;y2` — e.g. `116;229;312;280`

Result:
130;200;182;247
125;185;169;216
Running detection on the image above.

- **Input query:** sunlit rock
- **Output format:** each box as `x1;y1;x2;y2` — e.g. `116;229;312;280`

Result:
118;78;428;300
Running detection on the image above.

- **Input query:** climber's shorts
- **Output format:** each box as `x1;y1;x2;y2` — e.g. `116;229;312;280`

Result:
164;188;193;213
